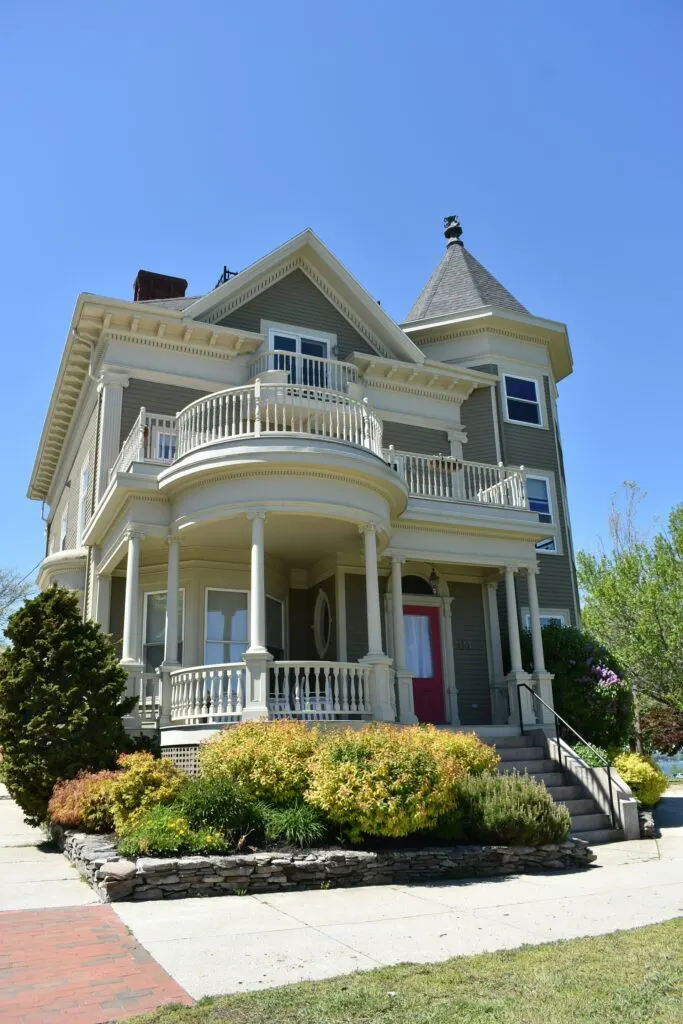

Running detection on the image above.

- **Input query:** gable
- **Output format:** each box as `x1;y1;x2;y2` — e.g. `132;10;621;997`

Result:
212;268;378;360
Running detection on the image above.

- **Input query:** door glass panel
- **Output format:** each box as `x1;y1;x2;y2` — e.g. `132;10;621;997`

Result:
301;339;327;387
273;335;297;379
404;614;433;678
205;591;248;664
266;596;284;659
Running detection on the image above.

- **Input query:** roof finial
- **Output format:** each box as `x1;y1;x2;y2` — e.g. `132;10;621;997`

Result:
444;215;463;248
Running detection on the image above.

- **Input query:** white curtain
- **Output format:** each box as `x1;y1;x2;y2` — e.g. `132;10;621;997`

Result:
404;615;433;678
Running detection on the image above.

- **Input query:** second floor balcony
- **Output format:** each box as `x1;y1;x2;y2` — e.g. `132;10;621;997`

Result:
107;381;529;514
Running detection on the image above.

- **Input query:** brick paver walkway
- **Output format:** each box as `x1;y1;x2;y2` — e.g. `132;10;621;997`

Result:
0;905;193;1023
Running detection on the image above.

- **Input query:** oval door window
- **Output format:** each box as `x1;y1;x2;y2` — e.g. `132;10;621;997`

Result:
313;589;332;657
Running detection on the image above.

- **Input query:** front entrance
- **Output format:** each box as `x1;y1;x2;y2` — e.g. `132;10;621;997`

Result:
403;604;445;723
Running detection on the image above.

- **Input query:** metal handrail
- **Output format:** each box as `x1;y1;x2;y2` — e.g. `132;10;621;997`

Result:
517;682;616;830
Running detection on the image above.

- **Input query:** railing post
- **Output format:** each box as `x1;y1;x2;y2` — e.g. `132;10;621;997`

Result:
254;379;262;438
138;407;147;460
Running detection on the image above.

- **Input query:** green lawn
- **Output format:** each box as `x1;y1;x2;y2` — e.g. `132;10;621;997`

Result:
127;918;682;1024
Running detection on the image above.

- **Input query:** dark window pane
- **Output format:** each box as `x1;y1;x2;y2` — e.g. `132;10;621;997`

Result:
536;537;557;552
273;335;297;352
301;339;327;358
507;398;540;424
505;377;537;401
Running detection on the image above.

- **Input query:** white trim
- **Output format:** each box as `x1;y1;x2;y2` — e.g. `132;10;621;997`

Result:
490;385;502;463
502;373;544;428
60;510;69;551
263;320;336;357
142;588;186;669
335;568;347;661
521;607;568;630
77;455;90;545
313;588;332;658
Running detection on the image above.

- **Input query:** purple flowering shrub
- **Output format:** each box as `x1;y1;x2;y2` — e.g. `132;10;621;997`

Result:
520;623;633;748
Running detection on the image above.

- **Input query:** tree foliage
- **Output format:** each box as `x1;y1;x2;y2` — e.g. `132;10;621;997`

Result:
0;567;33;634
0;586;135;824
640;703;683;756
577;486;683;714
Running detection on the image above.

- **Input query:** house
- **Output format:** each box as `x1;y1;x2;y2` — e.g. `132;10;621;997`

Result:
28;217;580;764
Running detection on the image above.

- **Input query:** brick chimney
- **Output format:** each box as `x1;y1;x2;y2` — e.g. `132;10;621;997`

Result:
133;269;188;302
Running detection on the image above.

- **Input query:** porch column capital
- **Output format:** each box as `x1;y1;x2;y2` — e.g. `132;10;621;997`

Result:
124;526;146;543
246;509;267;522
96;369;130;392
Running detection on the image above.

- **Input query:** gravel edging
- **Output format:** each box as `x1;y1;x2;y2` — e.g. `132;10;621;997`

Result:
49;825;596;902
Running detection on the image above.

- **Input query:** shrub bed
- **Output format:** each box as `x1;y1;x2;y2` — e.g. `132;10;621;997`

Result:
612;752;668;806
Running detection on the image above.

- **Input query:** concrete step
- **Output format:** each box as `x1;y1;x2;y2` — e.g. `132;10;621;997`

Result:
498;759;558;775
497;746;548;762
529;772;568;788
572;828;624;845
546;784;584;802
561;798;599;816
489;734;537;749
570;812;611;832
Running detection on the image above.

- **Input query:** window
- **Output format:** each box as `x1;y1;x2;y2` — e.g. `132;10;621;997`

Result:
266;596;285;659
268;326;332;387
143;591;184;672
313;590;332;658
77;458;90;544
504;375;541;426
60;511;68;551
154;429;176;461
527;475;557;553
205;589;249;664
524;612;566;629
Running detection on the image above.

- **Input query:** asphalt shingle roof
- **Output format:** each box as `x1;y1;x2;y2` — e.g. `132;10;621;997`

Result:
405;242;528;322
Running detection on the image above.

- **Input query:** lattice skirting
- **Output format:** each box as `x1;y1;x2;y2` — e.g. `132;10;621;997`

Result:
162;745;200;776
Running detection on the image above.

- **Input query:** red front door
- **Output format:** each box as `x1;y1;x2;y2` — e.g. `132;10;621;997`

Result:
403;605;445;724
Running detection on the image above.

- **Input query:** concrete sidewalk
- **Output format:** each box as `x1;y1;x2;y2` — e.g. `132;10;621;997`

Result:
114;790;683;1000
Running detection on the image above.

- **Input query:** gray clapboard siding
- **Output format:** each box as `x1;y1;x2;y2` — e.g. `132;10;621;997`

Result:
319;576;337;661
50;401;99;551
110;576;126;658
345;572;368;662
460;386;498;464
382;420;450;456
216;268;377;360
120;379;210;446
449;582;492;725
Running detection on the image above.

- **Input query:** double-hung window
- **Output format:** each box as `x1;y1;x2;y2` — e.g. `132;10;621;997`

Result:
77;458;90;544
527;475;556;552
143;591;184;672
504;375;541;425
523;612;566;629
204;589;249;665
269;327;331;387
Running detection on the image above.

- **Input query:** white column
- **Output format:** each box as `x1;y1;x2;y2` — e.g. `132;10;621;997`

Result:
504;566;523;674
93;573;112;632
96;372;128;502
362;524;384;656
247;511;267;654
390;557;406;671
163;535;180;666
121;529;143;664
526;567;546;673
243;511;271;720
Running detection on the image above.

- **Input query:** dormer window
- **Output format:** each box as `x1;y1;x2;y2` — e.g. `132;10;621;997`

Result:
267;325;333;387
503;375;542;426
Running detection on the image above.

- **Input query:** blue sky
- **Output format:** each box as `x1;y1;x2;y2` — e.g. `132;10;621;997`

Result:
1;0;681;581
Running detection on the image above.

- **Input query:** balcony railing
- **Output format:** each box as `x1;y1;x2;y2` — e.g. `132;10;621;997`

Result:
109;408;177;479
386;449;528;510
176;380;384;459
247;350;358;392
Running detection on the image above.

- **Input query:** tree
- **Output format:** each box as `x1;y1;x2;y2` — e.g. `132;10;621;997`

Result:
640;703;683;756
0;587;136;824
0;567;33;634
520;623;633;748
577;485;683;715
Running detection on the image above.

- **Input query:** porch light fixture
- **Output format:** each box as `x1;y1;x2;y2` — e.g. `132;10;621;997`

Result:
429;566;440;594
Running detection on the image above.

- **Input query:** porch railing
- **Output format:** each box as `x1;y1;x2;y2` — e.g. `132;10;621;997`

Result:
176;381;384;459
170;663;247;723
269;661;372;719
109;408;177;479
385;449;527;510
247;351;358;392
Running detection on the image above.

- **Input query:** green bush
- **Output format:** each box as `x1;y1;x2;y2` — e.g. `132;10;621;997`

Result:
111;752;186;833
173;775;264;839
572;742;610;768
520;623;633;749
260;801;327;848
613;752;668;806
435;773;571;846
116;805;231;857
0;587;135;824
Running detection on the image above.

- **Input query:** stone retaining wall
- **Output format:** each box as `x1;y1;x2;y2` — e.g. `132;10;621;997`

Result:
51;826;596;903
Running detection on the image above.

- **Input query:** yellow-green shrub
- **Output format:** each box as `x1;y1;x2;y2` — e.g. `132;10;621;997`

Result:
420;729;500;776
305;723;465;842
613;752;667;806
48;771;118;832
110;752;186;832
199;720;319;804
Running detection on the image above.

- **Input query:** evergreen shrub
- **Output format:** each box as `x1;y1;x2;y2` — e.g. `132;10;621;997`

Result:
613;752;667;806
